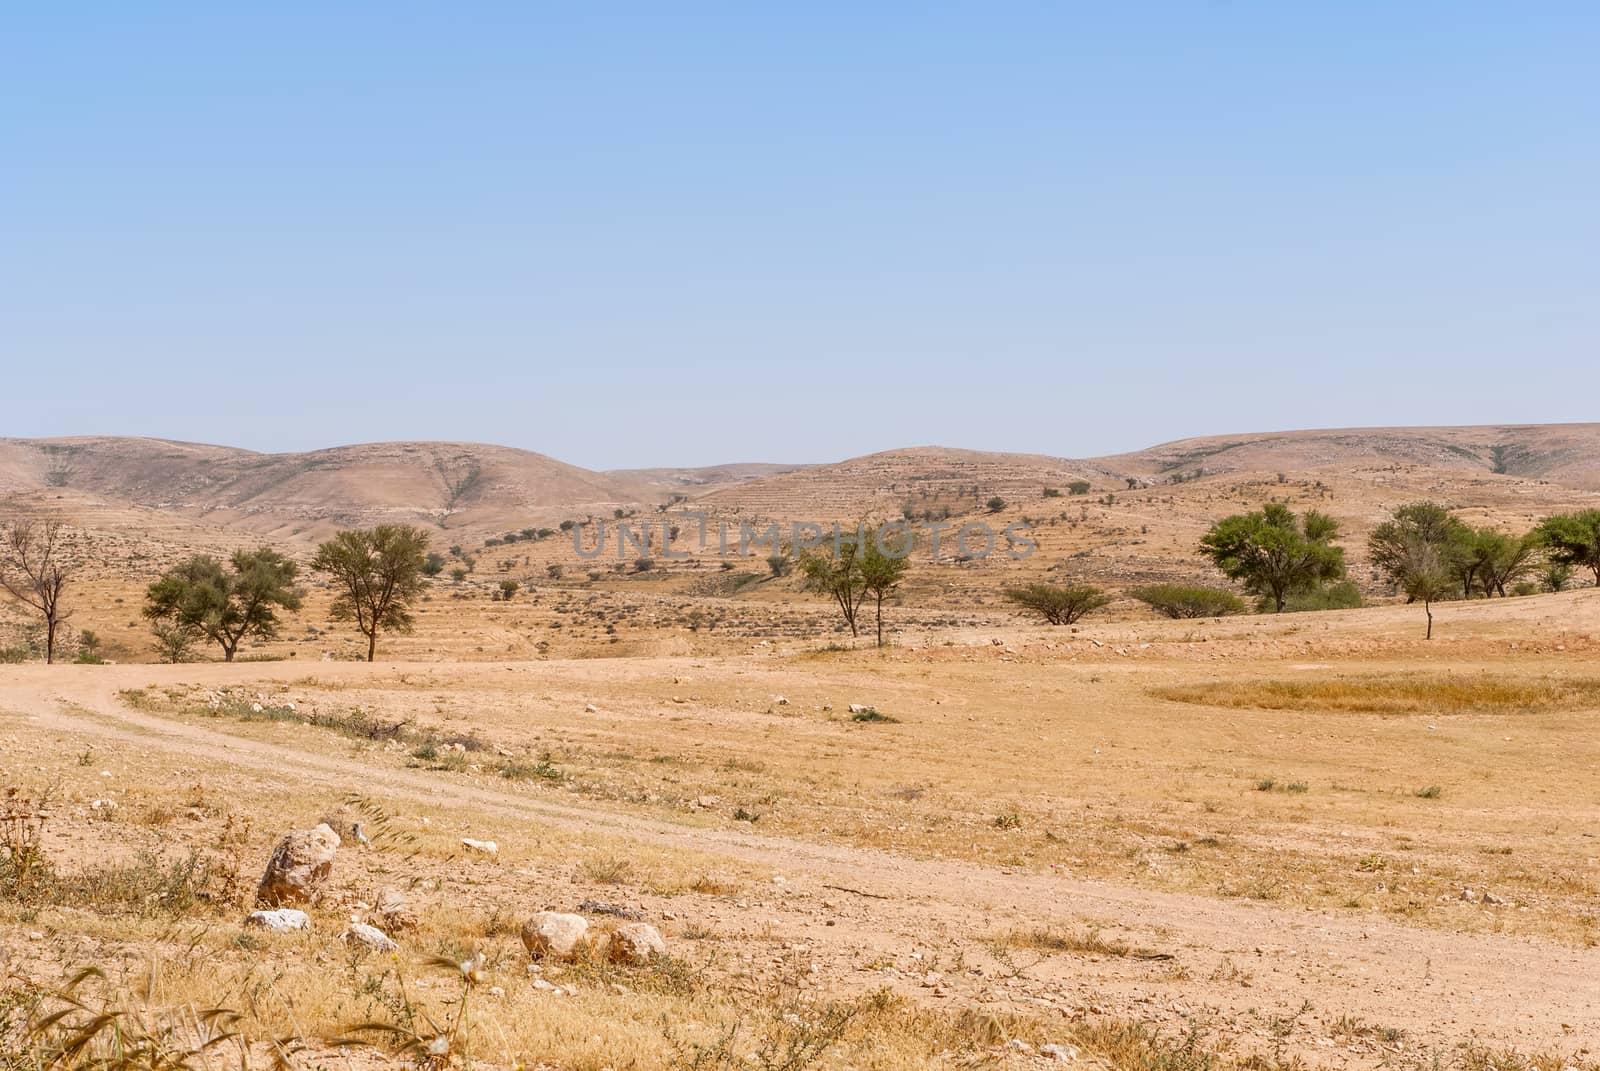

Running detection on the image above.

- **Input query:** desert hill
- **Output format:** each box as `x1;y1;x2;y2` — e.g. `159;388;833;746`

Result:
693;446;1110;522
0;437;650;541
1;425;1596;573
1094;423;1600;490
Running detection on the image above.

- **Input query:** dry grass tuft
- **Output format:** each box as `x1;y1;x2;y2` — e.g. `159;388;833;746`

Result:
1000;926;1172;960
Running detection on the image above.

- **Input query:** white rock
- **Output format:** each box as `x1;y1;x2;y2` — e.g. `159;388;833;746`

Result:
245;908;310;932
257;824;340;905
461;837;498;855
521;912;589;960
343;922;398;952
607;922;667;965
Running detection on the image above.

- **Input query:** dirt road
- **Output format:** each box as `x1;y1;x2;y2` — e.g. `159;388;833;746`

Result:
4;661;1597;1059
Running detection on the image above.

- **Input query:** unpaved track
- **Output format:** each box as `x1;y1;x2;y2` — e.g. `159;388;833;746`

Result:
4;662;1598;1054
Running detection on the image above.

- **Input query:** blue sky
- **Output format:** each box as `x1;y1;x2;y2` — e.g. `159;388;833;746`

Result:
3;4;1596;469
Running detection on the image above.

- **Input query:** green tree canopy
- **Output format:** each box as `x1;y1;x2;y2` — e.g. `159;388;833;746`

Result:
1198;503;1345;612
1535;510;1600;587
311;525;429;661
1368;502;1465;577
143;548;302;661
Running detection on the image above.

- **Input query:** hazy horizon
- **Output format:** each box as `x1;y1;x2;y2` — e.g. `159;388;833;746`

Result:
5;6;1597;468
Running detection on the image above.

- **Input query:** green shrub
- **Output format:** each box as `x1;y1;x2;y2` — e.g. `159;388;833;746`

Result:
1128;583;1246;619
1280;580;1363;613
1004;582;1111;625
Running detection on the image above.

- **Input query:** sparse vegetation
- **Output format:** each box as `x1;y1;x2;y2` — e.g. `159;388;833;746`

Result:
1199;503;1346;613
1536;510;1600;587
312;524;430;661
1004;582;1110;625
1153;674;1600;714
0;518;77;663
143;548;303;661
1128;583;1246;618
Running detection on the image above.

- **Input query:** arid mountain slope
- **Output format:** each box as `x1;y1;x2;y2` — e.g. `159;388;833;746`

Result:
693;446;1109;521
1094;423;1600;489
0;437;637;541
2;425;1596;552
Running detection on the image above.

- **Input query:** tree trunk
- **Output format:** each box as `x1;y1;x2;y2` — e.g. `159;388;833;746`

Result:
367;630;378;662
875;594;884;648
1425;601;1433;640
223;641;237;662
45;617;57;664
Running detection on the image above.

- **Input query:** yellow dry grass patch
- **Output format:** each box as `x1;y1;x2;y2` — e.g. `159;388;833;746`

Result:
1151;674;1600;715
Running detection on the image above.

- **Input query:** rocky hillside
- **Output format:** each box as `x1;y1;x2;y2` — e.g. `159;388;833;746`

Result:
1093;424;1600;490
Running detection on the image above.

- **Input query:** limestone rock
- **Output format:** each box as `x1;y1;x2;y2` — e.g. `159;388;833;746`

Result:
608;922;666;965
521;911;589;960
256;824;339;905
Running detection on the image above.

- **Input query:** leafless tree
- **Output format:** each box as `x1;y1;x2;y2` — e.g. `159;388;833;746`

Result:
0;520;76;663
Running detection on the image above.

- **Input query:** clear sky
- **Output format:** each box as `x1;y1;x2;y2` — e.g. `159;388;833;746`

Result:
3;4;1596;469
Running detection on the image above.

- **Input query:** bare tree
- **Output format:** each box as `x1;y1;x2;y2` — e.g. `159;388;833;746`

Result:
0;520;76;663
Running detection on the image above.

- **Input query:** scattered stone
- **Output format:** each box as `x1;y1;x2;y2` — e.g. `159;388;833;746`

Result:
1041;1043;1078;1062
522;911;590;960
256;824;340;906
375;888;419;931
343;922;398;952
584;703;599;713
848;704;876;715
773;695;789;705
461;837;498;855
245;908;310;932
608;922;667;965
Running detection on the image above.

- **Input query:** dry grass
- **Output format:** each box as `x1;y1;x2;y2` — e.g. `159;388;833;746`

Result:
998;926;1171;960
1151;674;1600;715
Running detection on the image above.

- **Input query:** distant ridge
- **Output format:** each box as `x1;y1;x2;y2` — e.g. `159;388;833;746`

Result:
2;423;1596;541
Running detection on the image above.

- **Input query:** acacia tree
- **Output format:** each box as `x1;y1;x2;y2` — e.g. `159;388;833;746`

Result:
144;548;302;661
1004;582;1110;625
1376;535;1455;638
1368;503;1464;578
798;539;867;638
1198;503;1345;612
0;520;76;663
857;527;912;648
1473;529;1540;597
311;525;429;661
1536;510;1600;587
